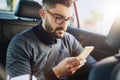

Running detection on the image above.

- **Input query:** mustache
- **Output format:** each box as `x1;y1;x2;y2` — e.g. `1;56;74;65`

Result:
55;27;65;31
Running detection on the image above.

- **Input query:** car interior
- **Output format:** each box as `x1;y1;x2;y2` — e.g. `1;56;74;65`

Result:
0;0;120;80
88;12;120;80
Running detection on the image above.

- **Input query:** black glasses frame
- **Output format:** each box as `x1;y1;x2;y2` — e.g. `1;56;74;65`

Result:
46;10;74;25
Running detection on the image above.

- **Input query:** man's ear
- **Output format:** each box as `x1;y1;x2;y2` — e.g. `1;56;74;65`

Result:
39;9;46;19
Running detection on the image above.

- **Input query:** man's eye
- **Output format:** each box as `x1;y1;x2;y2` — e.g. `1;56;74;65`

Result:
56;17;64;20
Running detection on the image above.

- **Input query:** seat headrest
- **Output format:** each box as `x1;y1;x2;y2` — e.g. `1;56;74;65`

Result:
105;13;120;49
15;0;42;20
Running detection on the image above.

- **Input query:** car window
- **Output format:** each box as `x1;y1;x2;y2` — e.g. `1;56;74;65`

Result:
0;0;8;11
76;0;120;36
0;0;20;12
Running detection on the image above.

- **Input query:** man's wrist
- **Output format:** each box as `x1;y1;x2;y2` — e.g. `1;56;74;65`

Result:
52;67;61;78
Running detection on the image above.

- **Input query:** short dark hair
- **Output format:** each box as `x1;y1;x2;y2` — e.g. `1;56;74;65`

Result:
42;0;75;9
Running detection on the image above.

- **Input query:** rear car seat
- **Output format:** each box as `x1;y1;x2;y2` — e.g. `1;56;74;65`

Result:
1;0;41;66
0;1;41;79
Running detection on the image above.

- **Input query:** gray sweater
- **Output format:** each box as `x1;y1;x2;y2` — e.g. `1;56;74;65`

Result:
6;22;96;80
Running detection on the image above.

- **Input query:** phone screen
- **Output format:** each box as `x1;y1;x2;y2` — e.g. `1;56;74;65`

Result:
78;46;94;59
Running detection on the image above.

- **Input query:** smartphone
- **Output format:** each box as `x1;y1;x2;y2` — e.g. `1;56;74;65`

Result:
78;46;94;59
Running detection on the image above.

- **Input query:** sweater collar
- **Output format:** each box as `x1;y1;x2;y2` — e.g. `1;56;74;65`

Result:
33;21;58;45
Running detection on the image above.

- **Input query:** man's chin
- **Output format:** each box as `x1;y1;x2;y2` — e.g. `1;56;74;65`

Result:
55;34;64;38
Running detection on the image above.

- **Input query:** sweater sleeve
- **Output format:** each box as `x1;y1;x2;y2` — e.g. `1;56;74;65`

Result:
6;37;32;78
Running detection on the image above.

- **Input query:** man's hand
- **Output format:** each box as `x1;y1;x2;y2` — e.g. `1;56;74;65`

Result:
52;57;86;78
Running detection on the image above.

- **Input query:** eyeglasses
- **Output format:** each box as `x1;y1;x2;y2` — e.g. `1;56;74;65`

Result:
46;10;74;25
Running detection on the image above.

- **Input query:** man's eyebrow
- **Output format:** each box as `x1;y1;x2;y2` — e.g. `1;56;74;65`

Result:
54;14;65;18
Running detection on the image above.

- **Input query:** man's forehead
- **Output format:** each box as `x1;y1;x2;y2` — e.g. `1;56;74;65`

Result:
51;4;74;17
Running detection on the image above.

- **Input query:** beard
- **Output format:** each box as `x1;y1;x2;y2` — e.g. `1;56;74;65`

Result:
44;18;66;38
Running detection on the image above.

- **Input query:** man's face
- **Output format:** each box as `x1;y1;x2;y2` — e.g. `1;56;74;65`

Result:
41;4;74;38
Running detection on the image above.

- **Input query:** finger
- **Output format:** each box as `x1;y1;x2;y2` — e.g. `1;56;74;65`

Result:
66;57;78;63
80;59;86;65
69;59;87;73
70;66;78;74
71;61;80;68
68;62;80;71
74;59;86;68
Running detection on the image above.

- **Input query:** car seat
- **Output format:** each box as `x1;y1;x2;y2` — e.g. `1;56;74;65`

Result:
88;11;120;80
0;1;42;80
